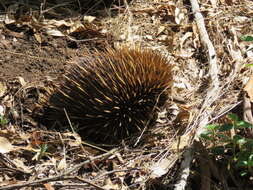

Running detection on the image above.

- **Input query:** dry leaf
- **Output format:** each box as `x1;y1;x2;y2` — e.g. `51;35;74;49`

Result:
210;0;217;7
157;26;166;36
0;81;7;98
175;7;184;24
46;29;65;37
150;158;171;178
0;137;14;153
180;32;192;49
68;22;85;34
150;155;178;178
0;105;4;115
13;158;32;173
66;132;82;147
224;0;233;5
244;75;253;102
57;158;67;171
103;178;119;190
34;33;42;44
44;183;55;190
30;131;44;147
16;77;26;86
83;16;96;23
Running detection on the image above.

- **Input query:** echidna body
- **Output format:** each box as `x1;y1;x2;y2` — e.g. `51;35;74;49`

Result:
45;47;173;142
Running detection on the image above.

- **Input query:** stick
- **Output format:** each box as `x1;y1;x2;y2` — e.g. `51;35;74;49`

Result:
174;0;219;189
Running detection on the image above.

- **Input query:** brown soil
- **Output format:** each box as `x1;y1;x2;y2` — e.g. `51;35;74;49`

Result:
0;0;116;81
0;29;104;82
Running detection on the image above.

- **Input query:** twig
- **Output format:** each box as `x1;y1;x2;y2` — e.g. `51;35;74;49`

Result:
174;0;219;189
0;149;118;190
63;108;75;133
190;0;219;136
173;148;193;190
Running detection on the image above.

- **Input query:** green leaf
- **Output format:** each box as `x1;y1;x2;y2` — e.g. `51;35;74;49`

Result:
0;115;8;126
224;143;233;149
233;135;244;143
236;152;252;167
243;139;253;149
236;160;248;167
248;154;253;167
227;113;239;122
205;124;219;131
211;146;225;155
245;64;253;67
37;144;48;161
236;138;247;146
236;121;253;128
40;144;48;153
217;134;231;142
200;131;214;141
218;124;233;132
239;171;248;176
241;35;253;42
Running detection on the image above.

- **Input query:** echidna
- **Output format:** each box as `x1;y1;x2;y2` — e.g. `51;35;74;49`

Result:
43;47;173;143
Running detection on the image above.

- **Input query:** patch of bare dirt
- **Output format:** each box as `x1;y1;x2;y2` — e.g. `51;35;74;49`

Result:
0;28;110;81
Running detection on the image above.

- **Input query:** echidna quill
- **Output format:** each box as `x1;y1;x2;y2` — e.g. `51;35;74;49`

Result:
43;47;173;143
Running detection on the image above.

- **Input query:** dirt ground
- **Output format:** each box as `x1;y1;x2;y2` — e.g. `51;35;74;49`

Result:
0;28;109;81
0;0;115;82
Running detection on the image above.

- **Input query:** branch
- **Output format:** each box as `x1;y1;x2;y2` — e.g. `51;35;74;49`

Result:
174;0;219;189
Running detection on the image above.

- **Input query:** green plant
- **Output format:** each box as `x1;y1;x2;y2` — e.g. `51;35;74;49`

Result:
200;113;253;176
0;115;8;126
241;35;253;67
241;35;253;42
34;144;48;161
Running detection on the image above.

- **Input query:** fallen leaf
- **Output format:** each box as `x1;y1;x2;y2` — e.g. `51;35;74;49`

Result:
157;26;166;36
0;137;14;153
83;16;96;23
244;75;253;102
34;33;42;44
13;159;32;173
175;7;184;24
16;77;26;86
44;183;55;190
57;158;67;171
103;178;119;190
150;155;178;178
224;0;233;5
0;105;4;115
150;158;171;178
0;81;7;98
46;29;65;37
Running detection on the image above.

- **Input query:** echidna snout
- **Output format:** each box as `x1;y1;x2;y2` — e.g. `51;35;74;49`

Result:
44;47;173;143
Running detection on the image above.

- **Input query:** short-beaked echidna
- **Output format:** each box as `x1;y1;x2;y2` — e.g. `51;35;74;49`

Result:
44;47;173;142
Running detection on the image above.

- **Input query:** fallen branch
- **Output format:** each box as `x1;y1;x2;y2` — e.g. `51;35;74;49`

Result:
174;0;219;189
